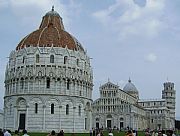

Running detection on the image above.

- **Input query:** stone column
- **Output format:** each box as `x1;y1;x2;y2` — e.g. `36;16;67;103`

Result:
59;105;62;130
27;79;29;93
73;106;76;134
14;106;17;130
89;109;92;131
26;105;29;130
43;105;46;130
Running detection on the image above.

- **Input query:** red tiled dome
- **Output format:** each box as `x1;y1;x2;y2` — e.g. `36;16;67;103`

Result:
16;7;84;52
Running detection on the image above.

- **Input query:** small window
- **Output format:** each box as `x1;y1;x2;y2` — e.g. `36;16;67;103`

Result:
67;79;70;90
51;103;54;114
151;119;153;123
36;54;40;63
84;62;86;68
35;103;38;114
47;77;50;88
50;55;54;63
66;104;69;115
64;56;68;64
78;105;81;116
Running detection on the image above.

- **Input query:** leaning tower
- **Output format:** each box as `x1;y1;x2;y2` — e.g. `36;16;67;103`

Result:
162;82;176;129
4;7;93;132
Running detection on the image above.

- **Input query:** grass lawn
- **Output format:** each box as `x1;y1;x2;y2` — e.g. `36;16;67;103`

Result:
13;130;180;136
15;131;135;136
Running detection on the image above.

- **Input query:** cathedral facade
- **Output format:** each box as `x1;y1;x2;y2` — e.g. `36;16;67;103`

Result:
3;8;176;132
92;79;176;130
3;7;93;133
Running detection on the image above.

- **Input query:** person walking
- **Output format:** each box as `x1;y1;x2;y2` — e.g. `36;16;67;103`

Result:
47;130;56;136
4;130;11;136
57;130;64;136
13;130;19;136
22;130;29;136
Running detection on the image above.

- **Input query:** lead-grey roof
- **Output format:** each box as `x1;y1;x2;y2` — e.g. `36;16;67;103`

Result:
123;79;138;92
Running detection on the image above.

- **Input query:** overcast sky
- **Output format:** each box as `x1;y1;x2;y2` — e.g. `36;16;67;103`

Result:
0;0;180;119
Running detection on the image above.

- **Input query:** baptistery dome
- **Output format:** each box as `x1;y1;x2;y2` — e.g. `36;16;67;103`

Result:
4;7;93;133
16;6;84;52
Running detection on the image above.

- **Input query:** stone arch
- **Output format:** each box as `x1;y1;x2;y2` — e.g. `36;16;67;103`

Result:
29;96;44;104
85;101;91;110
16;97;27;110
107;114;112;118
45;97;60;107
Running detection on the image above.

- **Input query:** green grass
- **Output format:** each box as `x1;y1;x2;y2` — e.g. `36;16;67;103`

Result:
13;130;180;136
13;131;134;136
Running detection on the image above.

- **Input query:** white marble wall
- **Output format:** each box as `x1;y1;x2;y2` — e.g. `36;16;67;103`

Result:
4;46;93;132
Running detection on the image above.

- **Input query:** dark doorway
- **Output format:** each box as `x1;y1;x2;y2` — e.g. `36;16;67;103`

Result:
158;124;161;130
107;120;111;128
120;122;124;129
96;122;99;129
19;113;25;129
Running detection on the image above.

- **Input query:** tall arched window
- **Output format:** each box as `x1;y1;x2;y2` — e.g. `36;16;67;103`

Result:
64;56;68;64
66;104;69;115
46;77;50;88
36;54;40;63
67;79;70;90
51;103;54;114
50;55;54;63
35;103;38;114
77;59;79;66
78;105;81;116
22;56;25;64
20;78;24;89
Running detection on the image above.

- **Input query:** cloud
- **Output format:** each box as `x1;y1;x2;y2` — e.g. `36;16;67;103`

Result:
0;0;81;29
145;53;157;62
92;0;165;40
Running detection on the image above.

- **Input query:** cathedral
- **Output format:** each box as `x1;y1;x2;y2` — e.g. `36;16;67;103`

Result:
2;8;176;132
92;79;176;130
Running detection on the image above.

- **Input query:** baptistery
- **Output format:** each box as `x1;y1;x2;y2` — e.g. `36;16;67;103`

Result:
4;7;93;132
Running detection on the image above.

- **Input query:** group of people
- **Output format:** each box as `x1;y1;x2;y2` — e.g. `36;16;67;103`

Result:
0;129;29;136
145;129;176;136
47;130;64;136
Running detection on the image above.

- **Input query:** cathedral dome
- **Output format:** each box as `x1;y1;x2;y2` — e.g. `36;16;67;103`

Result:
123;79;138;92
16;6;84;52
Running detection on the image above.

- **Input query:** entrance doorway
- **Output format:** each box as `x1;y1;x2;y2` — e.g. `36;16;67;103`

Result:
120;122;124;129
19;113;26;129
107;120;111;128
96;122;99;129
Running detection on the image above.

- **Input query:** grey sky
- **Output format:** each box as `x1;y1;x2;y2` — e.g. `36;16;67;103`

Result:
0;0;180;119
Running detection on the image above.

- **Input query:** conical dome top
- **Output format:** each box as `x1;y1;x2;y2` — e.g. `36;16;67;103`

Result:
16;7;84;52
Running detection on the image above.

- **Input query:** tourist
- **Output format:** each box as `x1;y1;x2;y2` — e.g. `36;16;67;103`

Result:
92;128;95;136
126;130;133;136
90;129;92;136
162;130;167;136
4;130;11;136
13;130;19;136
57;130;64;136
22;130;29;136
0;129;4;136
97;131;101;136
133;130;136;136
47;130;56;136
158;131;163;136
108;130;113;136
